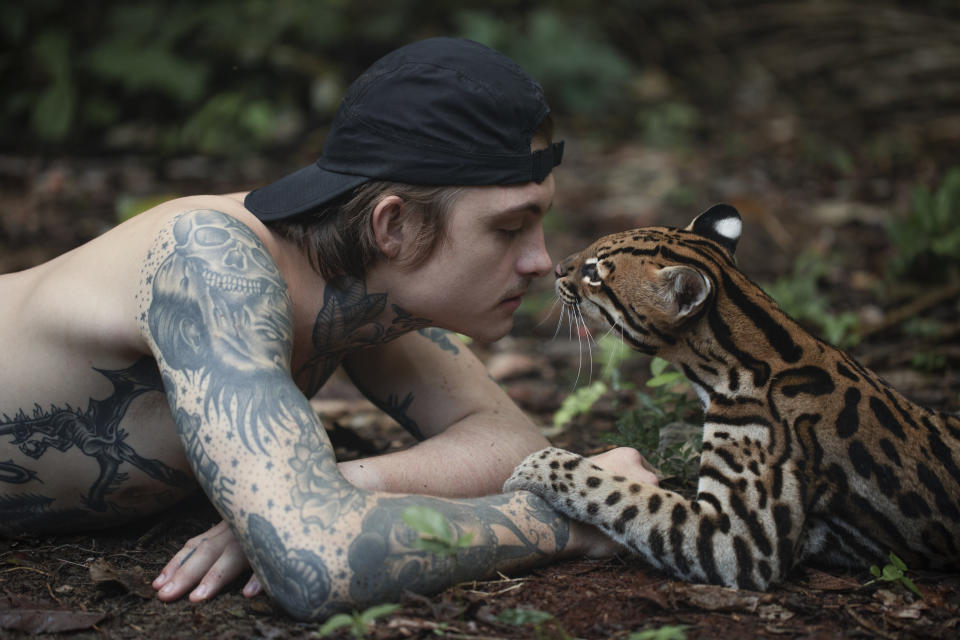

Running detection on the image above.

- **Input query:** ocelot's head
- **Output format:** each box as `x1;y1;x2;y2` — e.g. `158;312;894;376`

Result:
555;204;742;355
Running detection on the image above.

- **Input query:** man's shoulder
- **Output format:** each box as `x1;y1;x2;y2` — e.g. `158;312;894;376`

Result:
145;193;253;227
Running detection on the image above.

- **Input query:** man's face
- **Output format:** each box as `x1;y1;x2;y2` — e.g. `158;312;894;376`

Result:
396;174;555;342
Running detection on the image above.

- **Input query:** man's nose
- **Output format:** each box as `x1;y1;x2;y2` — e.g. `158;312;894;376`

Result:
521;228;553;277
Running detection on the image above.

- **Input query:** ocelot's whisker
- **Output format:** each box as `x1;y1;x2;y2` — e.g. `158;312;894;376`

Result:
537;297;563;332
577;306;597;346
552;301;567;340
575;305;595;384
572;304;584;390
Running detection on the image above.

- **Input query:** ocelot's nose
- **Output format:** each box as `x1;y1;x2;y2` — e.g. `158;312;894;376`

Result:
554;256;575;279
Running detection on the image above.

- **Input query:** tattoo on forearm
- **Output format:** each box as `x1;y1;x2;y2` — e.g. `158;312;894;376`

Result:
247;513;334;619
347;493;570;604
297;276;432;396
174;407;236;520
288;421;364;527
0;357;191;520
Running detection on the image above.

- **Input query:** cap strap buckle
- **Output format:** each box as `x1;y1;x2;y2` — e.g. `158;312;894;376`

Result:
531;141;565;183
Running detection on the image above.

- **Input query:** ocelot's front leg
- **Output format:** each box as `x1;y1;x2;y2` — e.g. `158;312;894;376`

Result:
503;446;803;590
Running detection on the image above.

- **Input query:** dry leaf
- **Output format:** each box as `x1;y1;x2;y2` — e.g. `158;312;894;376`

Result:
803;568;860;592
0;596;105;633
671;583;772;612
88;557;154;599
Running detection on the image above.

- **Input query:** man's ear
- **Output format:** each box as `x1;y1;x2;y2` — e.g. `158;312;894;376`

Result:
655;265;711;323
370;195;406;259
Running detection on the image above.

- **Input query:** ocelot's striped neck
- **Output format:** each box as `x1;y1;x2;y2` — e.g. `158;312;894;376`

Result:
662;272;823;408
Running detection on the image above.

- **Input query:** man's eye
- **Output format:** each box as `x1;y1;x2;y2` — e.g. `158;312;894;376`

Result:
499;227;522;236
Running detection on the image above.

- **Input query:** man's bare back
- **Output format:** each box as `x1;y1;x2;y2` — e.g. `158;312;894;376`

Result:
0;195;253;531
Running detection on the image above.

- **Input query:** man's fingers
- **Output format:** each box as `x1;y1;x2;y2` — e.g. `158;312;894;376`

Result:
187;544;250;602
242;574;262;598
154;521;234;590
156;537;231;601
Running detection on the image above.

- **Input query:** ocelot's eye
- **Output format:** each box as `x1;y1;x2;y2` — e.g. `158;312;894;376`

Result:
581;258;602;286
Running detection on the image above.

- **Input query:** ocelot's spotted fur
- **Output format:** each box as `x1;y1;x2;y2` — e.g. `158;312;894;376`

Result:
505;205;960;590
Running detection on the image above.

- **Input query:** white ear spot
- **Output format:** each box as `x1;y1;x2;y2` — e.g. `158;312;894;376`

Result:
585;257;599;265
714;217;742;242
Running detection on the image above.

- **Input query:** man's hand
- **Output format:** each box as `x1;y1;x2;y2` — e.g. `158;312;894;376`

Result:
153;521;261;602
587;447;660;485
565;447;660;559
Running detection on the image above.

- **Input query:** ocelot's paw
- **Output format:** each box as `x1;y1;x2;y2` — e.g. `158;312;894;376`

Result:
503;446;592;497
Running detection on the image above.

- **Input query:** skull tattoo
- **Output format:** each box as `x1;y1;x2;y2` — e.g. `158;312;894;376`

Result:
148;210;308;453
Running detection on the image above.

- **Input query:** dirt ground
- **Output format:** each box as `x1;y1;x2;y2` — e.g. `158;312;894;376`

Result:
1;137;958;639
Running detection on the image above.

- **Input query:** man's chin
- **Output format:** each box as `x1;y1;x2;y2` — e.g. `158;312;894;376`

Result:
450;318;512;345
474;319;515;344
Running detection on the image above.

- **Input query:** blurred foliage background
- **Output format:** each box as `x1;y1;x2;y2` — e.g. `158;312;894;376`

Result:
4;0;959;169
3;0;960;296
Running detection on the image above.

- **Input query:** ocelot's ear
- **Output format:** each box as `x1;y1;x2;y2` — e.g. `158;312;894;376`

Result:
655;265;712;323
686;203;741;256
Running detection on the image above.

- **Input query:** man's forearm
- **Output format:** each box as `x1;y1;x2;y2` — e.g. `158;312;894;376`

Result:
339;414;550;496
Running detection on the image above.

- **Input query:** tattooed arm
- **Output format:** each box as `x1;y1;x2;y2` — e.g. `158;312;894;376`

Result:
139;209;588;619
340;328;550;496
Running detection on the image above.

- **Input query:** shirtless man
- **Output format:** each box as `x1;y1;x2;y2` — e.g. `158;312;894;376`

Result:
0;38;655;620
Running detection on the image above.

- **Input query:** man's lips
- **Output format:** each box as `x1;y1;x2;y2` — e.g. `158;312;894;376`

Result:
499;290;526;309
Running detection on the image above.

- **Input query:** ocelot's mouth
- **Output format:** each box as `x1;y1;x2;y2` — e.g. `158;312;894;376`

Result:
555;278;581;304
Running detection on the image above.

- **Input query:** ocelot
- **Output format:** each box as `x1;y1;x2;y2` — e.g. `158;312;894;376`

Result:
504;204;960;590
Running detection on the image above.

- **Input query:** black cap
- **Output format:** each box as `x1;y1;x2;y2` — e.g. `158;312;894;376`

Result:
245;37;564;221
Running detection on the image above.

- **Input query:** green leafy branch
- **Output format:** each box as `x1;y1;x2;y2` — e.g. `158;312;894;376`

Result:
865;552;923;598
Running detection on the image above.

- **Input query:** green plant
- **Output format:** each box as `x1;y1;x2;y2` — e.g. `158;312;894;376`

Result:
552;332;636;431
316;603;401;639
604;358;703;484
497;608;569;640
910;351;947;372
865;552;923;598
552;338;703;485
402;506;474;557
763;251;860;348
553;380;608;430
888;167;960;280
630;625;689;640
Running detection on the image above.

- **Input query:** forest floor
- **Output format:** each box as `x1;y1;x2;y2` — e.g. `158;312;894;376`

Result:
1;134;958;639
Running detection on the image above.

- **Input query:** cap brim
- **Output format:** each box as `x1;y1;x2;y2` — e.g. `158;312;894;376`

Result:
244;163;370;221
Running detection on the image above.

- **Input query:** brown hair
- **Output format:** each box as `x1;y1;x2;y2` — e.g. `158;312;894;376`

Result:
268;115;554;281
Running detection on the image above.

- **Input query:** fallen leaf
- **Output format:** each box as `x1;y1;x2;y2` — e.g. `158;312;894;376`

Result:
0;596;106;633
892;601;930;620
758;603;795;622
88;557;154;599
670;583;772;612
803;568;860;591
